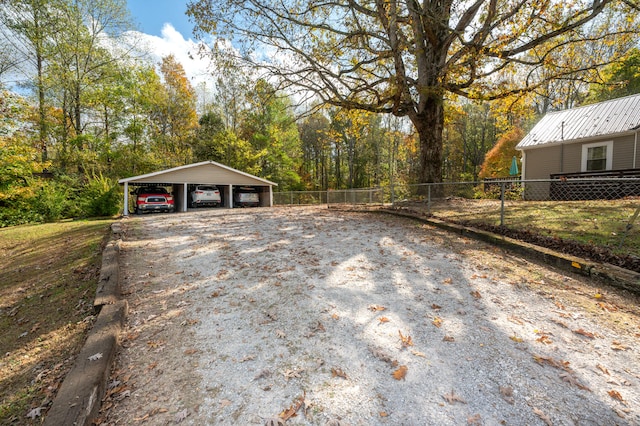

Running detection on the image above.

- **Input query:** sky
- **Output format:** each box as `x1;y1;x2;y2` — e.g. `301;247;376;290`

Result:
126;0;195;39
125;0;216;94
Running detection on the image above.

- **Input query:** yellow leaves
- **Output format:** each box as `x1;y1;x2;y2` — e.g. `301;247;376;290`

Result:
331;313;340;320
398;330;413;348
509;335;523;343
432;317;443;328
392;365;408;380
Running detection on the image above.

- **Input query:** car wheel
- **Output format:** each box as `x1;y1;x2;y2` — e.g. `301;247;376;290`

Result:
135;207;141;215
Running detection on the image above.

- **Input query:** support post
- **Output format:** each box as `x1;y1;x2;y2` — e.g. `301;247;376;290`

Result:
123;182;129;216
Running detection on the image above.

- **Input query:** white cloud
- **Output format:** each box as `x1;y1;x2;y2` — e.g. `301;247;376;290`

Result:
128;23;215;87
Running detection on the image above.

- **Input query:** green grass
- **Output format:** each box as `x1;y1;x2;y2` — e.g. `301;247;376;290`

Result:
401;198;640;257
0;220;112;424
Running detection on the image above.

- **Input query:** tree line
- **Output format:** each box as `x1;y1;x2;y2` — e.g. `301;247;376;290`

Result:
1;0;639;226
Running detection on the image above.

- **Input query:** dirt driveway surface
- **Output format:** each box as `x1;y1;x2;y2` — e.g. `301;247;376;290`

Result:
100;206;640;425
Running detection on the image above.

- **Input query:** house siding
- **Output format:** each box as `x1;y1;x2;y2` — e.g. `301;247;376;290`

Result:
611;134;636;170
523;145;562;180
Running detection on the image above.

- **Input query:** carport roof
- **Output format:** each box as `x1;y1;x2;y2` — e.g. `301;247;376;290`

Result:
118;161;278;186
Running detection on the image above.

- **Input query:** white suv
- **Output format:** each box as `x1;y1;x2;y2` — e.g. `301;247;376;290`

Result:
190;185;221;208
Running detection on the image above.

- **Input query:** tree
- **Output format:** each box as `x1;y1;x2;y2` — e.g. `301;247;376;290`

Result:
587;48;640;102
478;127;524;179
0;0;60;162
188;0;638;184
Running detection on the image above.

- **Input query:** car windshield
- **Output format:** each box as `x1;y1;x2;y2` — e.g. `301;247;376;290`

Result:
140;187;168;194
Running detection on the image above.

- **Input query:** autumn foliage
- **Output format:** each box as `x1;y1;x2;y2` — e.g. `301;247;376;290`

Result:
478;127;524;179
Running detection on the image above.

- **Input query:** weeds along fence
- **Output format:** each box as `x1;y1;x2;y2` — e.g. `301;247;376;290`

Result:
274;178;640;258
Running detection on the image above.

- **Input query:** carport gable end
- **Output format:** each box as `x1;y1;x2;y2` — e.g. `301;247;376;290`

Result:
118;161;278;215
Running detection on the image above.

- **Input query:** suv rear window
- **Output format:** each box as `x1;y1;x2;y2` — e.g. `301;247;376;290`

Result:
197;185;218;191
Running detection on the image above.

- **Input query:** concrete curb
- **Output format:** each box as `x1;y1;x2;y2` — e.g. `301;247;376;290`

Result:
378;208;640;294
44;223;126;426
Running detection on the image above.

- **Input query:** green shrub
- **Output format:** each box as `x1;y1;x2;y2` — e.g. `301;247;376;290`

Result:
78;174;121;217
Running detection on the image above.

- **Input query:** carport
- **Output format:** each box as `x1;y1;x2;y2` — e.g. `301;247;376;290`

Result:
118;161;278;216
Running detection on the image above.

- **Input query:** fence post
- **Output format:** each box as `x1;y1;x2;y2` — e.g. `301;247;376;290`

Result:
500;182;505;227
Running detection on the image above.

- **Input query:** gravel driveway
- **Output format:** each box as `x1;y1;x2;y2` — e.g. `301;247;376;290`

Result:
100;206;640;425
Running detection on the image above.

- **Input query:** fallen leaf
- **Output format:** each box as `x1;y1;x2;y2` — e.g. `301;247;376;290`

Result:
533;407;552;426
510;335;523;343
555;301;565;310
432;317;442;328
411;350;427;357
283;368;304;381
608;390;624;402
220;399;232;408
431;303;442;310
392;365;408;380
560;372;591;391
443;335;455;342
379;316;390;323
573;328;595;339
183;348;199;355
369;304;386;311
507;315;524;325
88;353;103;361
536;335;553;344
331;313;340;320
499;386;514;404
331;368;348;379
279;393;305;421
399;330;414;348
442;390;465;404
470;290;481;299
275;329;286;339
611;341;629;351
533;355;571;371
467;413;482;425
379;411;388;417
597;364;610;375
443;277;453;285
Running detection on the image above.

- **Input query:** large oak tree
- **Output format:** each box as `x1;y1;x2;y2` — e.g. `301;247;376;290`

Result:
187;0;638;183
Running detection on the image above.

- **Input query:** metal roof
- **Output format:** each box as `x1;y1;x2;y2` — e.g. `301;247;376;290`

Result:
118;161;278;186
516;93;640;150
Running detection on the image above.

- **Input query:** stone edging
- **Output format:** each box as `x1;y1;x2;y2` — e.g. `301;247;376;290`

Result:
44;222;127;426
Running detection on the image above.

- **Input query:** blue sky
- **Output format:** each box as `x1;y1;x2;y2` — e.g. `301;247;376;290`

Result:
126;0;195;38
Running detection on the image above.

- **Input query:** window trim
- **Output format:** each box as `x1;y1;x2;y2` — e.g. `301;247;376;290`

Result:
581;141;613;172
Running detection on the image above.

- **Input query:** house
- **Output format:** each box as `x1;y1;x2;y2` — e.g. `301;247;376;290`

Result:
516;94;640;199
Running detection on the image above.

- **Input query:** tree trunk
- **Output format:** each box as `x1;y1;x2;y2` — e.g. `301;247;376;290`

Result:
411;95;444;184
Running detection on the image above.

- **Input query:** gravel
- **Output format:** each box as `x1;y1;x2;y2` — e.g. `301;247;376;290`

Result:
100;206;640;426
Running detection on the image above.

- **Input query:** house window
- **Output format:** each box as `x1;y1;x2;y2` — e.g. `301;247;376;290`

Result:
581;141;613;172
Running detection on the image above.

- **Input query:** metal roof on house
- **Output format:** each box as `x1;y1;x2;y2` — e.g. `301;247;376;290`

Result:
118;161;278;186
516;93;640;150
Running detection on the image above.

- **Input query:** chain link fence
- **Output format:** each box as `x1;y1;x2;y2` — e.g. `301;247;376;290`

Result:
274;178;640;262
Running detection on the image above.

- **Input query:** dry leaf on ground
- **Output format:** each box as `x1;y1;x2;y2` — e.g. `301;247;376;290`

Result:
392;365;408;380
442;390;466;404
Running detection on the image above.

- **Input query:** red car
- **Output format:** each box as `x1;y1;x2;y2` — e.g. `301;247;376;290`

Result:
132;187;175;214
